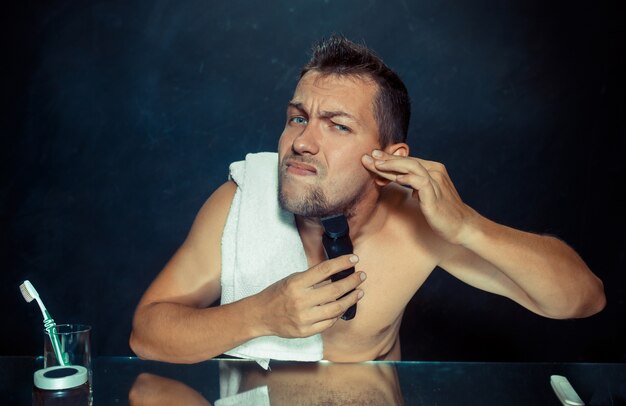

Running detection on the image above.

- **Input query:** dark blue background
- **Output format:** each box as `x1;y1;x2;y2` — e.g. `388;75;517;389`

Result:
2;0;624;361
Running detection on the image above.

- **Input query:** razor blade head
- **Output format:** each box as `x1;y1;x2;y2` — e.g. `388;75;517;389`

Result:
320;214;349;239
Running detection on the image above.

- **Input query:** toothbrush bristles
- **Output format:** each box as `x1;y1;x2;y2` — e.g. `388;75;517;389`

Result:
19;282;35;303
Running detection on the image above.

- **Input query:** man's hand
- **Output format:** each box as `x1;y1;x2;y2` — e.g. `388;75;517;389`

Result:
252;254;365;338
362;149;477;245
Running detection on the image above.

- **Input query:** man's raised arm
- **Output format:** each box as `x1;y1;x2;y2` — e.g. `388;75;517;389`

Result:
362;149;605;320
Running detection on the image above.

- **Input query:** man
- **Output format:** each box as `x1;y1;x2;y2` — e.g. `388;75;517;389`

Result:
129;36;605;363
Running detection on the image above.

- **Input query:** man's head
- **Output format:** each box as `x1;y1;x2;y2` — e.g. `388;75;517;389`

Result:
300;35;411;148
278;36;411;218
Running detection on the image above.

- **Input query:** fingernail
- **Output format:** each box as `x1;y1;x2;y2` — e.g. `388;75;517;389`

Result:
357;290;364;299
359;272;367;281
372;149;383;158
362;155;373;164
349;255;359;263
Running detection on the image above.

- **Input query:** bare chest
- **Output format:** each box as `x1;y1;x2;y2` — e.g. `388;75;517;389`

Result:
308;234;439;360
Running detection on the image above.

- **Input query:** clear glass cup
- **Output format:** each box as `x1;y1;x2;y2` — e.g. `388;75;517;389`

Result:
43;323;92;403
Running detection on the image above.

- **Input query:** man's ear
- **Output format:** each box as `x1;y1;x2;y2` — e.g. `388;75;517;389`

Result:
373;143;410;186
384;143;410;157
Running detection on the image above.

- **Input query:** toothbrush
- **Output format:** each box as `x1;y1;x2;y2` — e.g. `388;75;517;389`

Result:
19;280;69;366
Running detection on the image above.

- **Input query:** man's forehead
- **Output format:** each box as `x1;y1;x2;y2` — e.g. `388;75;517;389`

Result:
294;71;377;96
290;71;378;117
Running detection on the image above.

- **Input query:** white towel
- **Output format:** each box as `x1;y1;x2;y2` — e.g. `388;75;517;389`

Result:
216;361;270;406
220;152;324;367
215;386;270;406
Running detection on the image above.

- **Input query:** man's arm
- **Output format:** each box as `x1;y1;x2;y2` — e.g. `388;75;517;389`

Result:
362;149;605;319
436;217;604;319
129;373;210;406
129;181;261;362
130;181;365;363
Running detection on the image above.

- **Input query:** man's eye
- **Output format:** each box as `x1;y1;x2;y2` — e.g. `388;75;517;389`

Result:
334;124;350;133
290;116;307;125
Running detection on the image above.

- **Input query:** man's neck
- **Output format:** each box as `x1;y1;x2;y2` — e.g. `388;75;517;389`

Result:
295;187;386;247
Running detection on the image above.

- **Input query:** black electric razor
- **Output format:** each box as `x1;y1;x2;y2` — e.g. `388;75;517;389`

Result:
321;214;357;320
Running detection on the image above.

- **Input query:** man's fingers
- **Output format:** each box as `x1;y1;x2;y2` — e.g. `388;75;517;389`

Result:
369;149;443;171
362;153;438;202
362;151;432;181
298;254;360;286
311;269;366;305
313;288;364;323
373;155;429;178
285;287;363;337
309;318;339;334
361;155;404;181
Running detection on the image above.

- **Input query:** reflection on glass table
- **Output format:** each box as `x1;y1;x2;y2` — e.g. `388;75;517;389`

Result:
1;357;625;405
129;361;403;405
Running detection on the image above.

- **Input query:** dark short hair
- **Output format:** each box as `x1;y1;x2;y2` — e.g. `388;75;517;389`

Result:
300;35;411;147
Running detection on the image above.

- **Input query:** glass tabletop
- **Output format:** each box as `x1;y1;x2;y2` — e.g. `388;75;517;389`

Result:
2;356;625;405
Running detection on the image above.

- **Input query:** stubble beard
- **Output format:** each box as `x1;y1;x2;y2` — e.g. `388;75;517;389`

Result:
278;163;366;219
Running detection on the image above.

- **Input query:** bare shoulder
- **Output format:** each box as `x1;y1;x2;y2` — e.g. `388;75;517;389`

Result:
381;186;504;288
372;183;450;274
380;183;447;255
137;181;237;309
186;180;238;245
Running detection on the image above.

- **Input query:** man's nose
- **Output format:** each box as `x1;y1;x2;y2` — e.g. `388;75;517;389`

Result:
292;122;320;155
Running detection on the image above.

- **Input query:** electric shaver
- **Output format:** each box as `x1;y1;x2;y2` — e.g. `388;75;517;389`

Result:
321;214;357;320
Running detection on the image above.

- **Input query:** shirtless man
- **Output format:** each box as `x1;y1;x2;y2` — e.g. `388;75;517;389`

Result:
129;36;605;363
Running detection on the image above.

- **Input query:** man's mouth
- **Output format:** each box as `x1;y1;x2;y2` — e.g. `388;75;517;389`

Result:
285;160;318;176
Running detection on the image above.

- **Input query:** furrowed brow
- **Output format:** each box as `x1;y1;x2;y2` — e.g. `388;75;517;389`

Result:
287;102;359;125
319;110;357;122
287;102;306;113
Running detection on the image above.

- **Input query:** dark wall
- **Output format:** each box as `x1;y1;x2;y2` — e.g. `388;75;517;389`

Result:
2;0;624;361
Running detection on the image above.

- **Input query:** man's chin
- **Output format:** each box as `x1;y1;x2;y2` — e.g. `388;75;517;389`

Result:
278;190;331;218
278;176;361;218
279;199;327;218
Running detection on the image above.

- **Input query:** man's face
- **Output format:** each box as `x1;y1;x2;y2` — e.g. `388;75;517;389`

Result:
278;71;381;218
